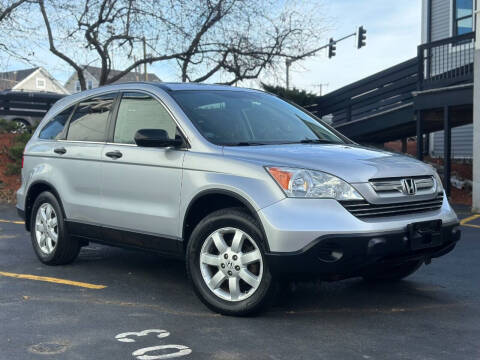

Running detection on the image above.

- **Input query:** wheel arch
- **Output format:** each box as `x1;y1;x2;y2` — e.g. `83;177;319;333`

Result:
182;189;269;252
24;180;66;231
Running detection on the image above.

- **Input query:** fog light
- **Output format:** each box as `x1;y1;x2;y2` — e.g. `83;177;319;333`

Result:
317;245;344;262
330;250;343;261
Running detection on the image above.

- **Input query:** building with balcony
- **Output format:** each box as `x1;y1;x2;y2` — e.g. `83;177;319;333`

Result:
308;0;475;196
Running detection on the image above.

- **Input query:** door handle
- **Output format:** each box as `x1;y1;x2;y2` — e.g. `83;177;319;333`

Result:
54;147;66;155
105;150;123;159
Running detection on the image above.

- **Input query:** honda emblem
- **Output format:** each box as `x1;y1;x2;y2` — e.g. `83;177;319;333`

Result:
402;178;417;195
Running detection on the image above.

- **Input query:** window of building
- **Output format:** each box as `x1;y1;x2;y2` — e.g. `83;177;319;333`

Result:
75;80;81;92
66;93;117;142
87;80;93;90
113;92;177;144
36;78;46;89
39;106;75;140
454;0;474;35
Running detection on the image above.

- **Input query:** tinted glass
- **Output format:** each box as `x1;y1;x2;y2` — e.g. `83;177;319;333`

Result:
114;92;177;144
457;17;473;34
171;90;345;145
39;106;74;140
67;94;116;142
455;0;473;35
456;0;473;17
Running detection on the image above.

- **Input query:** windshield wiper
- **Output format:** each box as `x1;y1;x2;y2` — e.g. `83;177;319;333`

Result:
223;141;269;146
299;139;334;144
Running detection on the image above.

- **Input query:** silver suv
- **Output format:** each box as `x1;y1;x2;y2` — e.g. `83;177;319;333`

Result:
16;83;461;315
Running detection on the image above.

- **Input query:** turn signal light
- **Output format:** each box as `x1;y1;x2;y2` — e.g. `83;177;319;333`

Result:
266;167;292;190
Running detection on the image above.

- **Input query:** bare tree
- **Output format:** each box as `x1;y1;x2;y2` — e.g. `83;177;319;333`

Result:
0;0;28;21
171;0;326;85
38;0;190;90
35;0;326;90
0;0;35;64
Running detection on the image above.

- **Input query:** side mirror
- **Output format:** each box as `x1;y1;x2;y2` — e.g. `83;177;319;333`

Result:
134;129;183;148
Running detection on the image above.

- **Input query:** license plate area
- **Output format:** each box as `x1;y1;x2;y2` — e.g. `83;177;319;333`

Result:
408;220;442;250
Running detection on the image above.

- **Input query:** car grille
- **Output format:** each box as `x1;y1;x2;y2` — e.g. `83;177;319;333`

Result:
370;176;436;195
340;193;444;219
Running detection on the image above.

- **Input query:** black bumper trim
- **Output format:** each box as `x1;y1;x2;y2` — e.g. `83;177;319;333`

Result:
266;222;461;277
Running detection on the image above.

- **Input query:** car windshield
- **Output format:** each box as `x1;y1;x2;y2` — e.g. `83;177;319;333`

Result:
170;90;347;146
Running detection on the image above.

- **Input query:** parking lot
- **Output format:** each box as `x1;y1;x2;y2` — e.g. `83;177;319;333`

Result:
0;203;479;360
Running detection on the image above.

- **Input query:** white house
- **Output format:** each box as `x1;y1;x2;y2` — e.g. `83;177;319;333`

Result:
64;65;161;94
0;67;69;94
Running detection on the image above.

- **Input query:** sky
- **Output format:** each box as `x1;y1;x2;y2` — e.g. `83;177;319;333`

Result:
278;0;422;94
4;0;422;96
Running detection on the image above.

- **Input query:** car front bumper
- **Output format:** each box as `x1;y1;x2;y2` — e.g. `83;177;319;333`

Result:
265;222;460;277
257;193;460;276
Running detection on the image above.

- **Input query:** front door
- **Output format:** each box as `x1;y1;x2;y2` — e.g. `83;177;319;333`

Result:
99;91;185;253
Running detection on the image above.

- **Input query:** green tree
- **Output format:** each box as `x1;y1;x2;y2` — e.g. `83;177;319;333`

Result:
261;83;318;107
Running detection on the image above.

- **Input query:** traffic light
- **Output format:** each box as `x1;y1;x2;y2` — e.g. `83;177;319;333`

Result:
328;38;336;58
357;26;367;49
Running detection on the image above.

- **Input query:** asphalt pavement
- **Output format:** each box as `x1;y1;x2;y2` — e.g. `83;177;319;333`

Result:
0;202;479;360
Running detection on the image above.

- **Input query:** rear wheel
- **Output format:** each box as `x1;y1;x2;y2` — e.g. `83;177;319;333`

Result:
186;208;275;316
362;260;423;282
30;191;80;265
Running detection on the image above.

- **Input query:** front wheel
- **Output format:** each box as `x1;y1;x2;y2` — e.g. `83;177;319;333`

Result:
186;208;275;316
362;260;423;282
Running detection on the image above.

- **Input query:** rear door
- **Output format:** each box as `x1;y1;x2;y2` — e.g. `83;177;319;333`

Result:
58;93;118;232
99;91;185;253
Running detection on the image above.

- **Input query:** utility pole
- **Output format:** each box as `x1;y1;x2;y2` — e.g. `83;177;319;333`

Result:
285;59;292;89
312;83;329;96
472;6;480;212
142;37;148;81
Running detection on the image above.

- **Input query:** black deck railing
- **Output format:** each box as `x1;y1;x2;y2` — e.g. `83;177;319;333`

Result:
307;57;418;126
0;91;64;118
308;32;476;133
418;32;475;90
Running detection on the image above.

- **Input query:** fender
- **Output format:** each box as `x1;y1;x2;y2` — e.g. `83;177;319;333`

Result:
182;188;270;252
24;180;66;231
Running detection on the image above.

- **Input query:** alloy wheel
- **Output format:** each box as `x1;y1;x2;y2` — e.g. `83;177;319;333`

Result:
199;227;263;302
35;203;58;255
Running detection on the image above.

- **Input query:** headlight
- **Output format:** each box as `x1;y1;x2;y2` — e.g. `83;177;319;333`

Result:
433;171;444;193
265;166;363;200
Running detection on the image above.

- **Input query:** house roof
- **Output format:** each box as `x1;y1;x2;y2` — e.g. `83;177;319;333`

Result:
0;67;40;90
83;65;161;83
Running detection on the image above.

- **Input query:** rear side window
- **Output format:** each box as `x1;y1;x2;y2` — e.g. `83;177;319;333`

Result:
39;106;74;140
67;93;116;142
113;92;177;144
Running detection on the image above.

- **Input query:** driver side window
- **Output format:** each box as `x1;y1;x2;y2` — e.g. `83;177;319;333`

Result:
114;92;177;144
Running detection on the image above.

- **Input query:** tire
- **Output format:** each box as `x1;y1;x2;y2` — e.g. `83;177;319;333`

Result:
11;119;31;134
30;191;80;265
186;208;276;316
362;260;423;282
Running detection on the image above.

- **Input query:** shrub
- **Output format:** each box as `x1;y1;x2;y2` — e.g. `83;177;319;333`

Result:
5;162;21;176
1;120;35;176
0;119;16;133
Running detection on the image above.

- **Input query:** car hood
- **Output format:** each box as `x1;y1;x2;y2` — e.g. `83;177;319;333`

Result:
222;144;435;183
